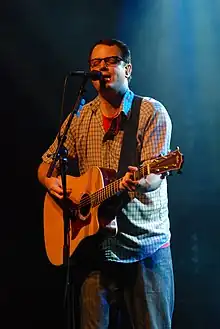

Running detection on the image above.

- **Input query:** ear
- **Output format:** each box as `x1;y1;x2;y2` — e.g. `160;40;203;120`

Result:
125;63;132;79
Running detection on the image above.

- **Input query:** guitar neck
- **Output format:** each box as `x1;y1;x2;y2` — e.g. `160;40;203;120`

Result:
91;165;149;207
87;147;183;209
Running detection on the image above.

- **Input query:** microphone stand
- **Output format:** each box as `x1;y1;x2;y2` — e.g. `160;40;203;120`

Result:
46;74;89;329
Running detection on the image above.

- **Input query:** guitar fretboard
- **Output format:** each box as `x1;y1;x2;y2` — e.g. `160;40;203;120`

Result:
90;164;150;208
77;148;183;210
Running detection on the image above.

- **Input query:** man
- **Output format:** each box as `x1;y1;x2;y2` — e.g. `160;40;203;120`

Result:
38;39;174;329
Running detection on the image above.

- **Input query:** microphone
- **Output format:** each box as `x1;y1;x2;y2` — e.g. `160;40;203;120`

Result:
69;70;103;81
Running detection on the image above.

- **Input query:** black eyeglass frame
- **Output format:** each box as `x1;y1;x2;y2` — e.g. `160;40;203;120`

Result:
89;55;125;68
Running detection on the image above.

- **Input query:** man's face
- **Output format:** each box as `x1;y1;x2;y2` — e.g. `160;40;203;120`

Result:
89;44;132;93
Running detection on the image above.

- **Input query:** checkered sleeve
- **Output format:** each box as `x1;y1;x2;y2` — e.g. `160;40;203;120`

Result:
141;99;172;162
41;113;77;166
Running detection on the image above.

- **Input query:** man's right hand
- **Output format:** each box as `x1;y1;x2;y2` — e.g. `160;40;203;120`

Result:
44;176;72;199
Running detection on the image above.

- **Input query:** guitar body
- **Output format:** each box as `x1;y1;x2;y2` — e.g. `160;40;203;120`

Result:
43;166;116;266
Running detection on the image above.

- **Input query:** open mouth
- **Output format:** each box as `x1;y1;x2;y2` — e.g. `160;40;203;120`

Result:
102;74;111;82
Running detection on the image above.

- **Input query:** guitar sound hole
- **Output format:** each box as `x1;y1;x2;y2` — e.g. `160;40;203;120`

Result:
79;193;91;219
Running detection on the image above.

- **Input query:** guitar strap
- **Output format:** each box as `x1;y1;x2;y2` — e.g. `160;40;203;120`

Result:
117;94;143;178
98;94;144;235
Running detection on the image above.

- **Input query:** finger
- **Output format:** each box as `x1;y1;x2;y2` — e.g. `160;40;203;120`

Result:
121;183;133;191
54;186;64;194
66;188;72;196
127;178;141;190
121;179;136;191
127;183;137;191
119;180;130;191
48;189;63;199
51;190;72;199
57;177;63;187
53;192;64;199
49;186;63;195
128;166;138;172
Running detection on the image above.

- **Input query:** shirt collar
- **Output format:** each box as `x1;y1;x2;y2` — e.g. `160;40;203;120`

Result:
119;88;134;118
91;89;134;119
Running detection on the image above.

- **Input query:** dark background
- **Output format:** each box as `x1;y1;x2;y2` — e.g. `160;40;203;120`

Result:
1;0;220;328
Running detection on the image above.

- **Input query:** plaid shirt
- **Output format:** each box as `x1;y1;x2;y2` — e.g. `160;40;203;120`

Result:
42;89;172;262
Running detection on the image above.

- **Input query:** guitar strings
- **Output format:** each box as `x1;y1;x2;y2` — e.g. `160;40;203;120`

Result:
76;178;122;209
76;166;147;209
69;151;181;210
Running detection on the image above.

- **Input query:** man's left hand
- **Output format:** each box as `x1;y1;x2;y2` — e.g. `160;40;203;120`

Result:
119;166;139;191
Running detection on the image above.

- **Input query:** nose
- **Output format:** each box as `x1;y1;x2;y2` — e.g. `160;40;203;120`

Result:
99;59;108;69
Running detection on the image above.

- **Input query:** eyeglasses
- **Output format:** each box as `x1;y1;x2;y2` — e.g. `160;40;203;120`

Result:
89;56;124;68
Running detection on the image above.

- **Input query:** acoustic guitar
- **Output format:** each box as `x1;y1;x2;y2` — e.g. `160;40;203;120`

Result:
43;147;183;265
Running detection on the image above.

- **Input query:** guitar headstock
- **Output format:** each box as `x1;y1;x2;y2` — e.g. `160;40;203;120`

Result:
150;147;184;175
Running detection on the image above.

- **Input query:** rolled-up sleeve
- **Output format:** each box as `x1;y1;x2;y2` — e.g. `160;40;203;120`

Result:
141;100;172;162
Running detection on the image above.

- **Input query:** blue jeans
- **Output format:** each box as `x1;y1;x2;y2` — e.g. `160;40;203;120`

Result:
79;246;174;329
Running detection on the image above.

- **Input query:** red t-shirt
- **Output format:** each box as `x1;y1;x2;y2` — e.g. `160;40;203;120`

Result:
103;115;114;132
102;113;121;134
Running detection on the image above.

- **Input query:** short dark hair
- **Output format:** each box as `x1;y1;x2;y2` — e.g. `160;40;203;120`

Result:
88;38;132;64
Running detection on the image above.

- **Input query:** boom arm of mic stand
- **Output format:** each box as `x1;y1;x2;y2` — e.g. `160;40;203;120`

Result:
46;76;88;180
